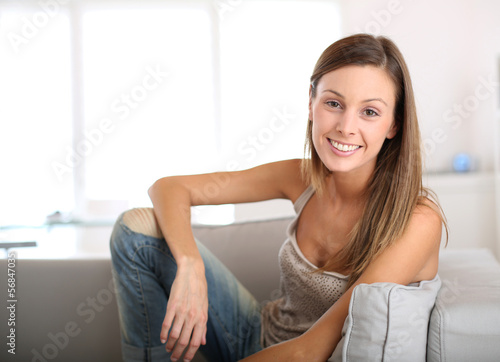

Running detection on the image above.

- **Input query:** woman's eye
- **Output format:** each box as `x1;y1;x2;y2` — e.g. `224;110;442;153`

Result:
327;101;341;108
364;109;379;117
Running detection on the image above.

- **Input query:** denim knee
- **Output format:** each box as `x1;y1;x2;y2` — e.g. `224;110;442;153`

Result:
122;208;163;238
109;212;131;259
110;208;165;258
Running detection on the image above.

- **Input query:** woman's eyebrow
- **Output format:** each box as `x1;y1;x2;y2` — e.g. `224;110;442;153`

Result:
322;90;388;107
322;89;344;98
363;98;388;106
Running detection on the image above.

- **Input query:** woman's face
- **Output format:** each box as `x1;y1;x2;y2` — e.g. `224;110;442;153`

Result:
309;65;398;177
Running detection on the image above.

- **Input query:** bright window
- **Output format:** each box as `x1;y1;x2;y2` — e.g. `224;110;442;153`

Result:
0;6;73;225
0;0;341;228
81;7;217;204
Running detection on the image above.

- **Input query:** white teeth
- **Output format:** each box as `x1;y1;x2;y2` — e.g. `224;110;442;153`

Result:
329;139;360;152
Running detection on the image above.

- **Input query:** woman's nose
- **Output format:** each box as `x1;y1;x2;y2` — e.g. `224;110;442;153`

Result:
335;111;357;136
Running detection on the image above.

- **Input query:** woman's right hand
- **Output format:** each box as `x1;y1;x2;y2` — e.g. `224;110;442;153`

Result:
161;260;208;362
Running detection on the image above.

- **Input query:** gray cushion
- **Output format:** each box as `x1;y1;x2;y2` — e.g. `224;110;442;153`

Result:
330;276;441;362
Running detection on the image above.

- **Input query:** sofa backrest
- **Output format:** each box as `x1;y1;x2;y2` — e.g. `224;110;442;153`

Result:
0;258;121;362
192;216;293;303
0;216;293;362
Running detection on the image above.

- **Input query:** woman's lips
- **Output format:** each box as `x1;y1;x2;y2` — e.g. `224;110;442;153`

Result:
328;138;361;153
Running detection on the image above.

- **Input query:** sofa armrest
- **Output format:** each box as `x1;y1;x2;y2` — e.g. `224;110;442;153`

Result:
427;249;500;361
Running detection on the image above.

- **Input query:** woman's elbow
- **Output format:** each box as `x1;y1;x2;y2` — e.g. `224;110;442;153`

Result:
148;176;173;198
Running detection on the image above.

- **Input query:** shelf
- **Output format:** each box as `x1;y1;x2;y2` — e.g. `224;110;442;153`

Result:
423;171;495;191
0;219;116;231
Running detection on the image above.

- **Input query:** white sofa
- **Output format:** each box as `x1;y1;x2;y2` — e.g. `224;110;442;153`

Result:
1;213;500;361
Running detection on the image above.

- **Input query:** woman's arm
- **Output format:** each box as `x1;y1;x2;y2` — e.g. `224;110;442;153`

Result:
148;159;305;361
241;201;443;361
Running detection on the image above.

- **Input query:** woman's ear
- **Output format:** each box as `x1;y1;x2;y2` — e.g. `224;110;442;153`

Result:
387;121;398;139
308;85;313;121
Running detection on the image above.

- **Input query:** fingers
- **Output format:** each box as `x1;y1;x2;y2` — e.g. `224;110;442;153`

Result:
167;322;206;362
161;307;175;344
170;321;196;361
161;270;209;361
164;318;180;353
163;309;208;361
182;324;206;362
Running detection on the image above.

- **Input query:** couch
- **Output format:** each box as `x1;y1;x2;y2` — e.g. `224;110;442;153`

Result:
1;211;499;361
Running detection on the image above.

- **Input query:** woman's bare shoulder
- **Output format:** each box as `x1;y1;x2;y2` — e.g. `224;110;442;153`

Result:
267;159;309;202
414;196;445;230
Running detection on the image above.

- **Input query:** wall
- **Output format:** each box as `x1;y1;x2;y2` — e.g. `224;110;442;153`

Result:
340;0;500;173
235;0;500;258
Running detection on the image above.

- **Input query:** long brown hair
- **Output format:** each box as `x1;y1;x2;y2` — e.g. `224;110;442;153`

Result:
302;34;447;287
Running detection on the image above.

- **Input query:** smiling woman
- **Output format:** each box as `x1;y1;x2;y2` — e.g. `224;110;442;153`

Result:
110;33;447;362
302;35;438;290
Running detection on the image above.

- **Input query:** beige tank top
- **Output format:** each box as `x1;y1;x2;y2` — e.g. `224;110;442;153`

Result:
261;186;349;348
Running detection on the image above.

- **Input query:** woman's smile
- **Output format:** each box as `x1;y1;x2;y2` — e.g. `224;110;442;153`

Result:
328;138;362;154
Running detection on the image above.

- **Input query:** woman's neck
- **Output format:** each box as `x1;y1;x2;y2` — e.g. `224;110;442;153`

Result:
326;167;373;206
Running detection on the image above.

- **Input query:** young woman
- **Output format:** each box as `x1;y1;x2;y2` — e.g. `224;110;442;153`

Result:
110;34;446;362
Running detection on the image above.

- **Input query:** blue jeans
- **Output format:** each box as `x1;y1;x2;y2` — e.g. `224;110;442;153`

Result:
110;212;263;362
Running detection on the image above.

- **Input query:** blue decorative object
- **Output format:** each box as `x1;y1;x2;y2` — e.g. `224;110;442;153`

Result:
452;153;472;172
